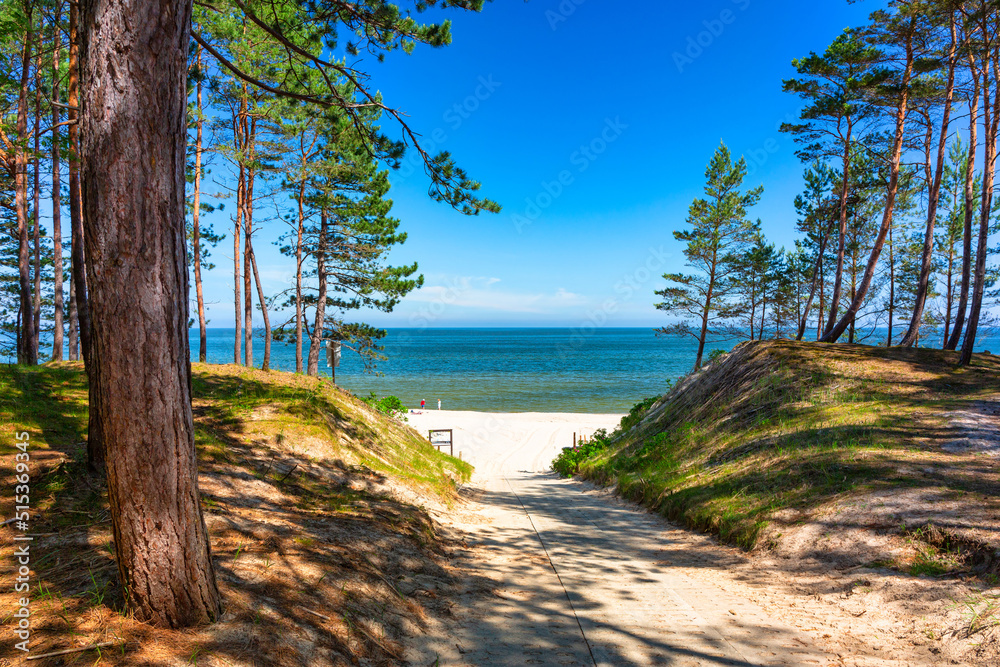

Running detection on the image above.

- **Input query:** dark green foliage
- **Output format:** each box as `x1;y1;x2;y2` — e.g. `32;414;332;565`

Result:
552;429;610;478
361;392;407;419
552;396;659;477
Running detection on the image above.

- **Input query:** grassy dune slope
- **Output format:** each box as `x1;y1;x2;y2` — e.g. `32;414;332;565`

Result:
0;362;470;666
581;340;1000;574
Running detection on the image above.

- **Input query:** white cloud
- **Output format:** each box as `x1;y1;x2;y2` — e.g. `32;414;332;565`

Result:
405;275;588;314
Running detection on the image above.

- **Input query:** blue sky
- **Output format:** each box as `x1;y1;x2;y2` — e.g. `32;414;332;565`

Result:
195;0;885;328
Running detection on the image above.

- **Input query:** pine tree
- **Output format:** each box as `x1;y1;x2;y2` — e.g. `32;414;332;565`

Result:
782;28;884;339
656;143;762;371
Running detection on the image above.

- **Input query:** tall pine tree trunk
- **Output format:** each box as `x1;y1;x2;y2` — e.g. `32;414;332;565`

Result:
250;244;270;371
51;1;64;362
79;0;221;627
822;34;914;344
243;169;253;367
68;270;78;360
902;17;957;347
295;183;305;374
823;124;853;338
69;0;102;467
960;40;1000;366
192;48;207;363
32;49;42;361
68;0;90;363
817;256;825;340
307;211;328;376
16;19;36;366
947;64;980;351
232;115;242;365
887;226;895;346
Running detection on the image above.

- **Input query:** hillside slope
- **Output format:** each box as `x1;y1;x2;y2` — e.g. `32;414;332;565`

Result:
581;340;1000;573
0;363;470;666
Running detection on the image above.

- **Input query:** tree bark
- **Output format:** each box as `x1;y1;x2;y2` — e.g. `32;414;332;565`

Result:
192;47;208;363
68;271;78;360
960;36;1000;366
69;0;102;468
32;48;42;362
16;20;36;366
694;250;717;371
295;182;305;374
887;225;895;346
249;243;271;370
243;168;253;367
51;0;64;362
307;211;328;376
232;112;242;365
68;1;91;363
79;0;222;627
947;63;980;350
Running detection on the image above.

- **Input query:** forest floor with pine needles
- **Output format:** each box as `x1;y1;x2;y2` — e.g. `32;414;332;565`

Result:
0;363;473;666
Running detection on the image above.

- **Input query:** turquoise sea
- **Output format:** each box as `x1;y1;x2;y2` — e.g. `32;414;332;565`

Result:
200;328;691;413
195;327;1000;414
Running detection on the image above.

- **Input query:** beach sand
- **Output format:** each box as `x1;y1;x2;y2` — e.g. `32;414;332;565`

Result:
404;409;624;478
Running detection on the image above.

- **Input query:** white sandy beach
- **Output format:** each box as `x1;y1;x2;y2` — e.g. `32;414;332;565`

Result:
405;409;624;478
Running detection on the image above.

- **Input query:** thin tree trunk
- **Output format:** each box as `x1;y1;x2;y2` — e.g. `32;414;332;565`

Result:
192;48;207;363
694;253;717;371
944;246;955;348
887;225;895;346
243;170;253;367
32;48;42;361
249;243;270;370
295;182;304;374
307;211;328;376
241;95;253;367
232;113;242;365
51;0;64;362
822;33;914;344
68;270;78;360
16;20;36;366
960;37;1000;366
79;0;221;627
947;65;981;350
68;1;90;362
817;255;825;340
70;0;101;467
902;18;957;347
796;219;834;340
824;122;853;338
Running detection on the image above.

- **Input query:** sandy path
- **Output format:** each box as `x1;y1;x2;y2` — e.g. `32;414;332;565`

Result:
404;411;831;666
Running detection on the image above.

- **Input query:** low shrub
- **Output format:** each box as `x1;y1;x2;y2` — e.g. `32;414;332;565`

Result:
362;393;408;420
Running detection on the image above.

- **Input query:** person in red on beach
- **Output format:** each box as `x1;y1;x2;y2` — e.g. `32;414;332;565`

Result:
420;399;426;410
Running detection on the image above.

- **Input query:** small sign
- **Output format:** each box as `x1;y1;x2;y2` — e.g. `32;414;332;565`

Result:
326;341;341;368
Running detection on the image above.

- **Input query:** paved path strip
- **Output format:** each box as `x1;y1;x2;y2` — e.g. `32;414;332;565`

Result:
403;412;832;666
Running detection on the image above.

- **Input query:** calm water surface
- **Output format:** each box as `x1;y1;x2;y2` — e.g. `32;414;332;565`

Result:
196;327;1000;413
199;328;703;413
